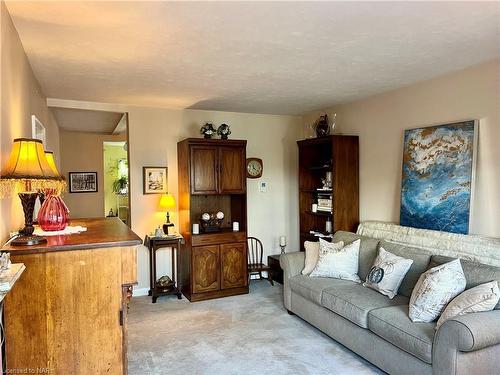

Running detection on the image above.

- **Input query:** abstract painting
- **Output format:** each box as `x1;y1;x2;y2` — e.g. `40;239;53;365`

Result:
400;120;477;234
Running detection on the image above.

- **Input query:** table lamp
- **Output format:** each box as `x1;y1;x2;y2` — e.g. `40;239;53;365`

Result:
0;138;58;246
38;151;66;203
159;193;176;235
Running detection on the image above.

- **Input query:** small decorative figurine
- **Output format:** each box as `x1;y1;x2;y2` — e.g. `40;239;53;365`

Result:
200;211;224;232
315;114;330;137
200;123;216;139
217;123;231;139
156;275;174;290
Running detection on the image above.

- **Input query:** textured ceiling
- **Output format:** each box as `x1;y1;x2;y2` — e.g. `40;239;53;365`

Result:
6;1;500;115
51;107;124;134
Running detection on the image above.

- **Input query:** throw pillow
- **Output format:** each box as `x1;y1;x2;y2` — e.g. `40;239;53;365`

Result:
302;240;344;275
363;247;413;299
436;281;500;329
409;259;466;323
310;239;361;282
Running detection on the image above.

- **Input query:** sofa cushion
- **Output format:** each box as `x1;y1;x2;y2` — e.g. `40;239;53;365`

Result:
379;241;432;298
368;305;435;364
430;255;500;309
321;283;409;328
332;231;380;280
289;274;354;305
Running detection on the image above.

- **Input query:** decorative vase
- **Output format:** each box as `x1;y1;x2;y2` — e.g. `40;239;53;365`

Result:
315;114;330;137
37;190;69;231
217;123;231;139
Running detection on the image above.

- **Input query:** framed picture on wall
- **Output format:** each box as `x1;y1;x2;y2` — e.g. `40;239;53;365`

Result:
143;166;168;194
400;120;478;234
31;115;46;145
69;172;98;193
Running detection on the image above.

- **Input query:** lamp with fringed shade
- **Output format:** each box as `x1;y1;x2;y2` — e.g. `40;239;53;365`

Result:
159;193;176;235
0;138;60;246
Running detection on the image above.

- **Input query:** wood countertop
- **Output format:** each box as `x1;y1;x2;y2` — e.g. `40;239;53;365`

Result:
2;218;142;255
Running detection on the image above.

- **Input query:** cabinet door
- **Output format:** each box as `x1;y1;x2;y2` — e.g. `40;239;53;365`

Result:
192;245;220;293
219;147;246;194
220;242;247;289
190;146;218;194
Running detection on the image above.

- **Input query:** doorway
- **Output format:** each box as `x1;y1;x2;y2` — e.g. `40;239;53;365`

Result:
104;141;129;224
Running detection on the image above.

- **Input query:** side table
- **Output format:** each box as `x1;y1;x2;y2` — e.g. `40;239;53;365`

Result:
144;235;184;303
268;254;283;284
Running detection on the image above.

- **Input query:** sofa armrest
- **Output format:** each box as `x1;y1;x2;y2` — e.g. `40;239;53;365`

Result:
279;252;305;311
279;251;305;279
433;310;500;374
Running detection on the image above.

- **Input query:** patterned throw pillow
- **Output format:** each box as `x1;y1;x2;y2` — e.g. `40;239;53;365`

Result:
302;240;344;275
363;247;413;299
310;239;361;282
409;259;466;323
436;281;500;329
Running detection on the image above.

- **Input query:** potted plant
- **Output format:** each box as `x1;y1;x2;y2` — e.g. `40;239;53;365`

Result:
112;176;128;195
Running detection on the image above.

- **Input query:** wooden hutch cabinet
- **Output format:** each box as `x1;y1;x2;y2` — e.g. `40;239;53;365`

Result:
298;135;359;250
178;138;248;301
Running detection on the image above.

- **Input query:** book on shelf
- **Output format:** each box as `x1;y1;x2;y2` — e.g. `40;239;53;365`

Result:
317;208;332;213
317;198;332;206
308;230;333;239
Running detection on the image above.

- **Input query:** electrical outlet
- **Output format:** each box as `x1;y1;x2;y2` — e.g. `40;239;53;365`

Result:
259;181;268;192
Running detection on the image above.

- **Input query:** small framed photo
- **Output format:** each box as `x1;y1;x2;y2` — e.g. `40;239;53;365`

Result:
143;166;168;194
69;172;98;193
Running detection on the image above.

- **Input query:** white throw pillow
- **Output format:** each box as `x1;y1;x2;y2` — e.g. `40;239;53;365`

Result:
310;239;361;282
302;240;344;275
363;247;413;299
409;259;466;323
436;281;500;329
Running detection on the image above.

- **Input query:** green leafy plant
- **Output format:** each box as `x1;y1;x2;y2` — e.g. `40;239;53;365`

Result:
112;176;128;195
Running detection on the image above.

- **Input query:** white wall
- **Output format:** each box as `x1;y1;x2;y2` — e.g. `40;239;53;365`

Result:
52;100;302;293
303;59;500;238
0;2;60;242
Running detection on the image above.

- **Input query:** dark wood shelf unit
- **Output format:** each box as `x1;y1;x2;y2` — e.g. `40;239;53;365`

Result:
305;210;332;217
298;135;359;251
178;138;249;302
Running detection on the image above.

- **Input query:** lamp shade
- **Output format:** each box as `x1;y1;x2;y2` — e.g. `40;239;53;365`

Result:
44;151;62;178
159;193;176;210
1;138;57;180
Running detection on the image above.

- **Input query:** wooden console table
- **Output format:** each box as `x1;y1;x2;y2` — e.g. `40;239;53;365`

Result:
144;235;183;303
2;218;140;375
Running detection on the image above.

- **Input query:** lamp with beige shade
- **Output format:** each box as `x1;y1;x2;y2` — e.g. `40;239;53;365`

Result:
0;138;61;245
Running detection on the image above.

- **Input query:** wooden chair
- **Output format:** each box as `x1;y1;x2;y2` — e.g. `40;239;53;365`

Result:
247;237;274;286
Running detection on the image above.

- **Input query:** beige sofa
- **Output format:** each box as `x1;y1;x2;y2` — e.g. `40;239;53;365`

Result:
280;231;500;375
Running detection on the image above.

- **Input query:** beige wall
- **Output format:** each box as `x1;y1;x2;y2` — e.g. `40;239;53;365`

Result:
0;2;60;242
303;59;500;238
53;100;302;291
59;130;126;219
130;108;302;291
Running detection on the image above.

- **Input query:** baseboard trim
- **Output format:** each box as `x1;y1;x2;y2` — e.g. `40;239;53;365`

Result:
133;287;149;297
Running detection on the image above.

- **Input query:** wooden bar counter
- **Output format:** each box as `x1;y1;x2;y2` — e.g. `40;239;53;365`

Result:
2;218;141;375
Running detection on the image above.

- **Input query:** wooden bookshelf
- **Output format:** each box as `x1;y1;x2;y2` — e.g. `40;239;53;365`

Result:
297;135;359;250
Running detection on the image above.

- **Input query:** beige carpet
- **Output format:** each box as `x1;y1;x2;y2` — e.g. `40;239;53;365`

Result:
128;281;385;375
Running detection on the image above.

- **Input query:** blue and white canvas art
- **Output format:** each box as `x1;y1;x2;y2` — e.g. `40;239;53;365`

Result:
400;120;477;234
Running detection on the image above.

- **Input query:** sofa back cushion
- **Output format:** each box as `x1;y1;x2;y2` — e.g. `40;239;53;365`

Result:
379;241;432;298
332;231;379;281
430;255;500;309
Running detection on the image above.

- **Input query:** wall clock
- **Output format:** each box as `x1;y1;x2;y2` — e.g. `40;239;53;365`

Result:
246;158;263;178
